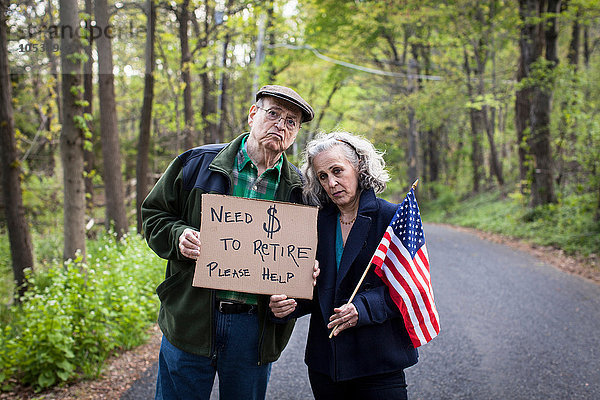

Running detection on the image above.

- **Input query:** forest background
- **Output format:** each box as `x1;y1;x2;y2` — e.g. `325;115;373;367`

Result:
1;0;599;392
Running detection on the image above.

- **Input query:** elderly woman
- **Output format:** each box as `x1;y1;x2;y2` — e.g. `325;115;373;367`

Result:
270;131;418;400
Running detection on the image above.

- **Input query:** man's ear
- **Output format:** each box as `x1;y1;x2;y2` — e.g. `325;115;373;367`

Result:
248;104;258;127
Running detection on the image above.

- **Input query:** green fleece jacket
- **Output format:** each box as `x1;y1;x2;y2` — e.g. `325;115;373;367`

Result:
141;133;304;364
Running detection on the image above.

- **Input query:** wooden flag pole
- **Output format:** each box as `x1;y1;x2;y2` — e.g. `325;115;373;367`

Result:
328;250;377;338
329;179;419;339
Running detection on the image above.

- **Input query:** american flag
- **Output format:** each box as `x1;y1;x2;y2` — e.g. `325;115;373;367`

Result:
373;188;440;348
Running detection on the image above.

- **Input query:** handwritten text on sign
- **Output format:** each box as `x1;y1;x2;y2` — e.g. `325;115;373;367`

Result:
192;194;318;299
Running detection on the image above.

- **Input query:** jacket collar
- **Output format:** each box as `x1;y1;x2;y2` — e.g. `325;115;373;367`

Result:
335;189;379;284
209;133;249;178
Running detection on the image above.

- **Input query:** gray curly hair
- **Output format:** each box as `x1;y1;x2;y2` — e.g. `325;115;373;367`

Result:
301;131;390;207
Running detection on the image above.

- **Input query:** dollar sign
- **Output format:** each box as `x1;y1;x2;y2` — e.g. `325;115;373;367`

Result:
263;205;281;239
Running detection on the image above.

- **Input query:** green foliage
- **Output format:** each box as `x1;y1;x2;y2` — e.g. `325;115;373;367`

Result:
0;240;12;314
0;233;163;391
424;188;600;257
19;175;64;266
66;51;88;65
419;182;459;218
517;57;558;92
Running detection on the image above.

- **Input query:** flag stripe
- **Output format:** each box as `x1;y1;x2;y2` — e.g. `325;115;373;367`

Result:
380;260;431;345
385;243;430;328
372;231;392;267
388;242;439;339
413;248;431;287
383;239;437;343
386;235;434;314
415;249;437;309
414;245;437;320
376;264;429;346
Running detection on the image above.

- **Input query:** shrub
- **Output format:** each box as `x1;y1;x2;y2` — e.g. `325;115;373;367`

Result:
0;232;163;391
424;188;600;257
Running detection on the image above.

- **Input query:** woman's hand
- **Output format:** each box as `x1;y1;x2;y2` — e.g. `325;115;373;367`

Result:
269;294;297;318
312;260;320;286
270;261;317;319
179;228;201;260
327;303;358;336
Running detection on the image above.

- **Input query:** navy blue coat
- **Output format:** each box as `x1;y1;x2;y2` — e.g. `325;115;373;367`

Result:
303;189;418;381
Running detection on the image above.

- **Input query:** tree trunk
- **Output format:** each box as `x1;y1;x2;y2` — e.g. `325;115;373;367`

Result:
467;4;504;189
530;0;559;206
427;128;440;183
515;89;531;193
136;0;156;234
483;108;504;186
265;4;277;83
556;10;581;189
312;81;341;140
39;0;60;177
178;0;195;149
253;12;266;94
530;90;557;206
407;106;419;186
596;184;600;222
59;0;86;261
516;0;544;194
583;26;590;67
406;57;419;188
201;71;218;144
567;12;580;69
463;49;484;192
0;0;35;299
414;43;440;185
83;0;94;213
45;0;62;125
478;12;504;187
95;0;129;238
469;109;485;192
488;4;503;188
216;36;229;144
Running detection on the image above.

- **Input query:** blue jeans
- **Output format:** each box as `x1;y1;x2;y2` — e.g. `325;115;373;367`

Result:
155;309;271;400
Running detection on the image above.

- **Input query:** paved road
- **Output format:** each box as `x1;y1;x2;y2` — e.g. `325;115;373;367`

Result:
122;224;600;399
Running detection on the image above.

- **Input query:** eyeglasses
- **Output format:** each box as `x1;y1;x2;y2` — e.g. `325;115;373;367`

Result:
256;106;300;131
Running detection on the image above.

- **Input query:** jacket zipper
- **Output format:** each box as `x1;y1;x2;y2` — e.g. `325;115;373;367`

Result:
208;166;230;366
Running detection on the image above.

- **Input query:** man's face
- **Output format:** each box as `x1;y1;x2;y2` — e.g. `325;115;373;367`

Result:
247;97;303;156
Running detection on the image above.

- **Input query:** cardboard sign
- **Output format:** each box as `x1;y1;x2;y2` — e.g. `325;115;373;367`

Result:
192;194;318;299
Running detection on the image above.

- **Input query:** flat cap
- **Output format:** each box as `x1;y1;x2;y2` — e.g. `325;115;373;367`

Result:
256;85;314;123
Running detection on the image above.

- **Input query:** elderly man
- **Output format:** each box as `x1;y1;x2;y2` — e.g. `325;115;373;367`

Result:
142;85;314;400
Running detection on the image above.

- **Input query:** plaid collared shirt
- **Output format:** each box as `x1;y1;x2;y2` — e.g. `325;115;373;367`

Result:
216;135;283;305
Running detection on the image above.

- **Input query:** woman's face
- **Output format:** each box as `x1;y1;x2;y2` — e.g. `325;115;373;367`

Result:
313;145;360;209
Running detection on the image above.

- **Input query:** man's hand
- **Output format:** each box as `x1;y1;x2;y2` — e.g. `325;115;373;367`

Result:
269;294;297;318
327;303;358;336
179;228;201;260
